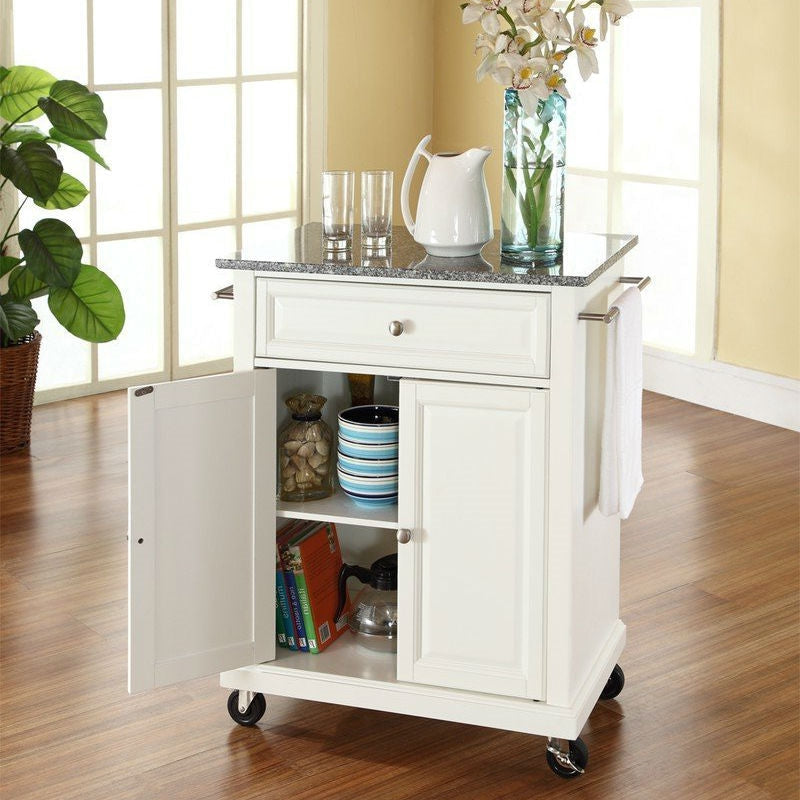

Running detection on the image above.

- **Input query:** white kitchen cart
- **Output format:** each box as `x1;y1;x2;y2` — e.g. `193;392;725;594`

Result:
128;227;640;779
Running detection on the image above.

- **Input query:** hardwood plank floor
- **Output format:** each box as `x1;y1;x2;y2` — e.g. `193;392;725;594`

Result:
1;390;797;799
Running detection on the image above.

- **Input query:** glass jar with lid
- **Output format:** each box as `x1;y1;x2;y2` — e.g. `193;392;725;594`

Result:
277;393;334;502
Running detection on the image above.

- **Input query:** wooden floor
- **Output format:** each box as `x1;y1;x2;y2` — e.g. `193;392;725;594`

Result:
1;391;798;799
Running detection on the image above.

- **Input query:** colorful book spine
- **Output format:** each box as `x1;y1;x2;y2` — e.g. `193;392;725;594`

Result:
276;566;296;649
275;593;287;648
294;568;318;653
284;563;309;651
278;520;320;653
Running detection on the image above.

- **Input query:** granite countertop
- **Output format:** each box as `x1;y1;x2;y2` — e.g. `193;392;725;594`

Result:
217;223;638;288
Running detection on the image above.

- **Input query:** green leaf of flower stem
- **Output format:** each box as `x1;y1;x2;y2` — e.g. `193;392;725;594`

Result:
0;140;63;201
39;80;107;140
18;218;82;288
33;172;88;210
48;128;109;169
0;65;56;124
1;124;48;145
0;255;22;278
48;264;125;342
8;264;48;300
0;293;39;342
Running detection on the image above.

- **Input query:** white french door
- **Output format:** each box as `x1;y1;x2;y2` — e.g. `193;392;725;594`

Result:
563;0;719;360
6;0;316;402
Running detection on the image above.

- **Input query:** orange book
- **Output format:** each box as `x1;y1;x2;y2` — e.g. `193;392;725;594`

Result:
285;522;350;652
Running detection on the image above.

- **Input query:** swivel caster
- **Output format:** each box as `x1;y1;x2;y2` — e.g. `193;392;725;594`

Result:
545;736;588;779
600;663;625;700
227;690;267;726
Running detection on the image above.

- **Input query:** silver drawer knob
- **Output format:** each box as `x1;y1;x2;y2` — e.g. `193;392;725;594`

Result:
397;528;412;544
389;320;404;337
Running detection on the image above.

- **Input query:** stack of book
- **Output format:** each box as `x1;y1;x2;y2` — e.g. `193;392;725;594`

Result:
275;519;350;653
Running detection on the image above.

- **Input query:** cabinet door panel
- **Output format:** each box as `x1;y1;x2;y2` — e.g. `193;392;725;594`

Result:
128;369;276;692
398;381;547;699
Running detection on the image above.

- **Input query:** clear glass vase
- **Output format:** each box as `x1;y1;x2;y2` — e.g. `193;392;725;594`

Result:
501;88;567;265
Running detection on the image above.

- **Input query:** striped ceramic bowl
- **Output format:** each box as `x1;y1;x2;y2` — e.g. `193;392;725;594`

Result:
337;451;398;477
337;405;399;444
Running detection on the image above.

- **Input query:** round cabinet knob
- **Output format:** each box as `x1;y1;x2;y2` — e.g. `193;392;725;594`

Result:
389;320;404;337
396;528;412;544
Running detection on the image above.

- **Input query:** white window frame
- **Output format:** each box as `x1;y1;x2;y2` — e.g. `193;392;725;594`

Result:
567;0;720;362
1;0;326;403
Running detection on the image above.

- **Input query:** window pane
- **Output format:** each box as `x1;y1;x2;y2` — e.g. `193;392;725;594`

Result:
242;81;297;216
565;174;608;233
620;8;701;179
563;44;609;171
621;181;698;354
178;226;235;366
95;89;164;234
18;141;91;239
31;296;91;390
13;0;88;84
94;0;162;84
242;0;298;75
178;85;236;224
97;237;164;380
242;217;297;257
176;0;236;80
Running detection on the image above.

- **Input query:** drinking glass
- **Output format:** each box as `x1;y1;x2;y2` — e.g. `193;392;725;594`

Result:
361;170;393;249
322;170;354;249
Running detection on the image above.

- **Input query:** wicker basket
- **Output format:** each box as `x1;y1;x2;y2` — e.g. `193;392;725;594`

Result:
0;331;42;454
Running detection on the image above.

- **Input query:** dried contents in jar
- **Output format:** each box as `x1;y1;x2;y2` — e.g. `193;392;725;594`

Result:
278;393;334;502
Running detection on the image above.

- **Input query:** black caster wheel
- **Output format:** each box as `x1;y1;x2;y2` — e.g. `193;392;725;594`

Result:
546;737;589;779
227;690;267;726
600;664;625;700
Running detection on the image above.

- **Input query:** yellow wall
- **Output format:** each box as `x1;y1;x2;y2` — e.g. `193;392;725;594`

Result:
326;1;800;379
716;0;800;378
325;0;434;222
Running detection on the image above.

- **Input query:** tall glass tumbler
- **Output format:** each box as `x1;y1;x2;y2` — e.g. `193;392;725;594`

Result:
322;170;354;250
361;170;393;249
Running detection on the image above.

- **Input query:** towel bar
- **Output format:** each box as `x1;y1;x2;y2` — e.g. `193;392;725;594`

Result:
578;276;650;324
212;284;234;300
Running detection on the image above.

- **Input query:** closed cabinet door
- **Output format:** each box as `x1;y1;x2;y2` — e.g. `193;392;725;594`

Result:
397;380;547;699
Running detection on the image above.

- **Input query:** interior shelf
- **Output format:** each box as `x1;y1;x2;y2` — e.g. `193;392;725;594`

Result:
276;489;398;529
259;632;398;684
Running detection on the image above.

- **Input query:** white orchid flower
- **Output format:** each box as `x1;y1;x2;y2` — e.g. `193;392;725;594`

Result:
462;0;503;36
599;0;633;40
570;6;599;81
517;0;557;25
494;26;533;55
539;10;572;43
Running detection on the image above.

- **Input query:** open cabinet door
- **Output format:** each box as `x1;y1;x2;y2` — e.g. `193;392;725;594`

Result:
128;370;276;693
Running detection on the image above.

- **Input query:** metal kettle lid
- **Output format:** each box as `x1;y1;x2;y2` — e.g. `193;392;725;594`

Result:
369;553;397;591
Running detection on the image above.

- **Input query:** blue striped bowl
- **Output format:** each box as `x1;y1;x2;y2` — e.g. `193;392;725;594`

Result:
337;468;398;497
337;436;398;460
337;451;398;477
338;405;399;444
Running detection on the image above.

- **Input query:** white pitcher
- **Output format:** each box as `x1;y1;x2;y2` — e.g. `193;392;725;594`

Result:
400;135;493;257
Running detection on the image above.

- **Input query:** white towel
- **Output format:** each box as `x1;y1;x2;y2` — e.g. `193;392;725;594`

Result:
599;286;644;519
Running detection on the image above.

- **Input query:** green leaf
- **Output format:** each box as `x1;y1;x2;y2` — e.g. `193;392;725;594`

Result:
48;127;109;169
0;140;63;201
39;80;107;141
8;265;48;300
0;65;56;124
1;124;47;145
33;172;88;210
0;67;10;84
0;294;39;342
48;264;125;343
0;255;22;278
18;218;82;288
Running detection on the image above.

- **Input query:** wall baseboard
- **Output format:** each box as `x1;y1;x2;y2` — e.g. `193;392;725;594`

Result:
644;348;800;432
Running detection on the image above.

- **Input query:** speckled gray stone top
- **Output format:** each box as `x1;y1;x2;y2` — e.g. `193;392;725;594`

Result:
216;223;638;288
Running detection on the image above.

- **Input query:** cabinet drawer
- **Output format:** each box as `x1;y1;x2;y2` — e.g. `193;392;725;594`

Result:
255;279;550;378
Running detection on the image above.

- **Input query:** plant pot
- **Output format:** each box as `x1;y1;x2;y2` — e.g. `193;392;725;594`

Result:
0;331;41;454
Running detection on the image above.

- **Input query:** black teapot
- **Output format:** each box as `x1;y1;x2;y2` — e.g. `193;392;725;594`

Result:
334;554;398;652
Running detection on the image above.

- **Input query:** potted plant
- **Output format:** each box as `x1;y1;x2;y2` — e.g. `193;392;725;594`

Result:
0;65;124;453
